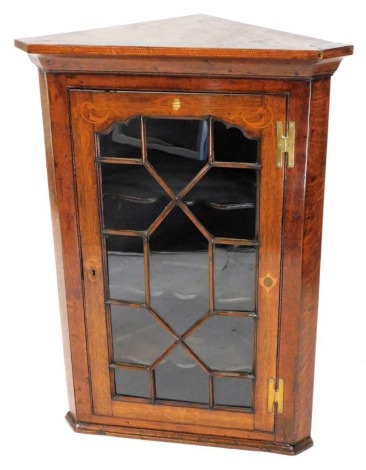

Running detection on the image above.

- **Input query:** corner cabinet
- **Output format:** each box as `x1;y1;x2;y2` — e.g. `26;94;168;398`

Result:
15;15;352;455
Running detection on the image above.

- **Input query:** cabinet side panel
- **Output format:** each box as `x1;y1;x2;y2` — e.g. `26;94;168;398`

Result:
274;82;311;443
38;71;92;419
294;78;331;441
38;70;75;414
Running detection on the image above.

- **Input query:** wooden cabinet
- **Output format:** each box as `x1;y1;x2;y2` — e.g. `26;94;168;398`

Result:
15;15;352;455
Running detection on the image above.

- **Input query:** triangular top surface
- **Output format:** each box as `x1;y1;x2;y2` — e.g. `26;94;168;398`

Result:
15;14;352;60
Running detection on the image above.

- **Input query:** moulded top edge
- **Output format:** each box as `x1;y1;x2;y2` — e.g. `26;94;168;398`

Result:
14;14;353;61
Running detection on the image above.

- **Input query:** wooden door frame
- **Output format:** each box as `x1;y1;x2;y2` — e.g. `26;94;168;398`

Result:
69;89;286;434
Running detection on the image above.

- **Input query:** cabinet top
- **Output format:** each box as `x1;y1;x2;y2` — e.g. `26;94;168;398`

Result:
15;14;352;59
15;15;352;78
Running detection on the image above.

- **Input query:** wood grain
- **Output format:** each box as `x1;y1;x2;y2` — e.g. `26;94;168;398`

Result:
70;90;112;416
39;73;92;421
27;53;346;79
17;17;353;454
66;412;313;455
15;15;352;59
274;80;312;444
15;15;352;78
38;71;75;414
69;90;286;433
294;78;331;441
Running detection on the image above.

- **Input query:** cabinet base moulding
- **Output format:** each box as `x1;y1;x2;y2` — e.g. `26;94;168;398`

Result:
65;412;313;455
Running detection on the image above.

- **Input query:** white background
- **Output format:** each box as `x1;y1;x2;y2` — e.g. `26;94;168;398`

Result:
1;1;365;468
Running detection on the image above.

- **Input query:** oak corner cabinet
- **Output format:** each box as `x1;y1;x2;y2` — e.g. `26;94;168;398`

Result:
15;15;352;455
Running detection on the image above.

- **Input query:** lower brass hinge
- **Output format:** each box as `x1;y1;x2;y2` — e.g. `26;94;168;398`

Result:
276;121;295;168
268;378;284;413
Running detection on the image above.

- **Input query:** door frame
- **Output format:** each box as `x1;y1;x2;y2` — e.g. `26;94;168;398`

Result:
69;89;287;433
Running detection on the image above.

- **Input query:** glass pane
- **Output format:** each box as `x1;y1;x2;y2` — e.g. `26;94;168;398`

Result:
101;163;169;230
214;245;257;311
185;316;254;372
213;120;258;163
98;115;261;410
155;345;209;404
183;168;257;239
98;117;142;158
150;206;209;334
115;368;150;398
146;118;209;193
214;377;252;407
111;305;174;365
107;236;145;302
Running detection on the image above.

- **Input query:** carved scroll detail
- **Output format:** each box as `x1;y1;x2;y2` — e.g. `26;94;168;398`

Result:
79;97;274;131
240;105;274;130
80;101;110;125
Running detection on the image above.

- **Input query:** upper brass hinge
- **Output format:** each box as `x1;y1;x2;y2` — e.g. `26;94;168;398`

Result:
276;121;295;168
268;378;284;414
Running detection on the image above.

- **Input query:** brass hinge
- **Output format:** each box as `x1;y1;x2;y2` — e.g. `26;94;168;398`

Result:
268;378;284;413
276;121;295;168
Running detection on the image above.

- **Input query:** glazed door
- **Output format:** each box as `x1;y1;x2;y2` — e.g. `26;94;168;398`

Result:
70;90;286;434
